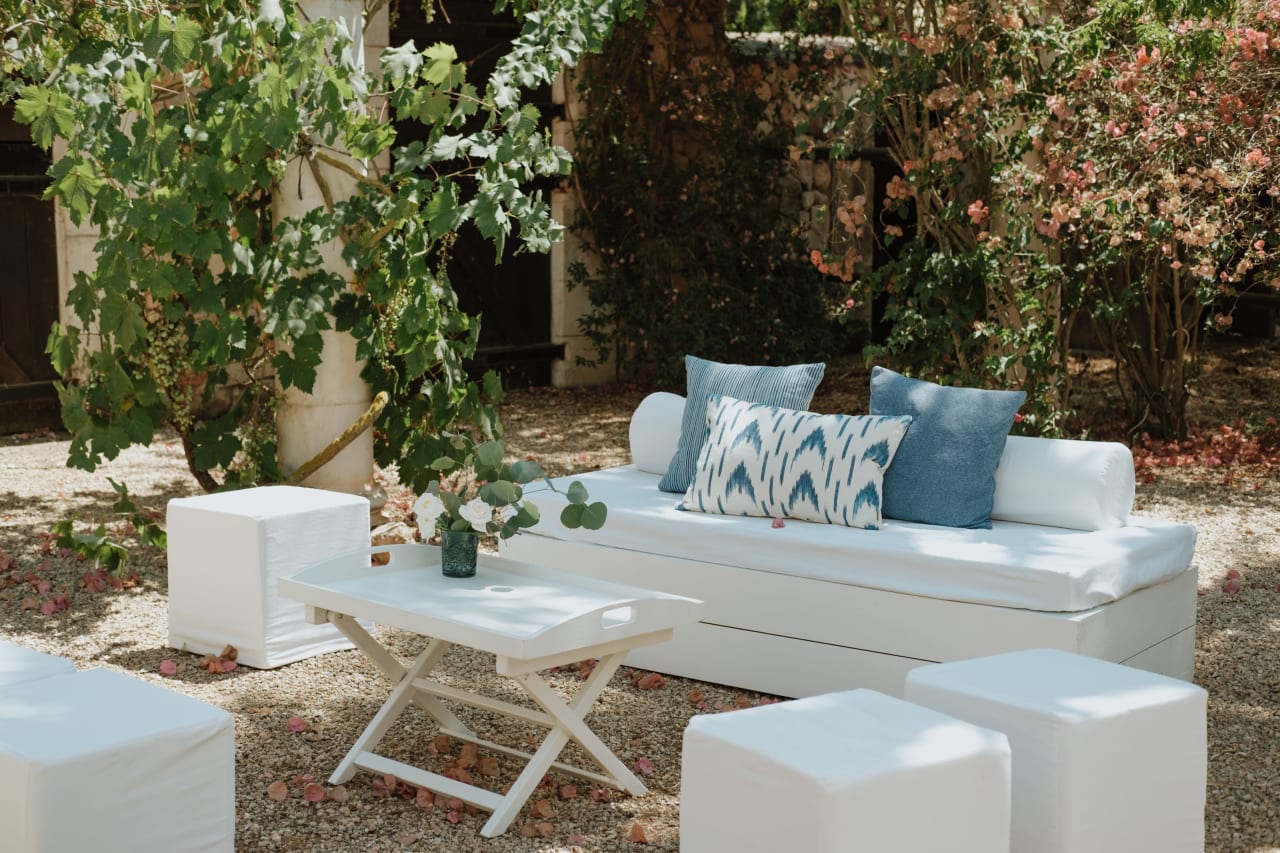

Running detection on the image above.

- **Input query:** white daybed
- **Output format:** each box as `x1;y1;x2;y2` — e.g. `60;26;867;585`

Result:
502;393;1198;699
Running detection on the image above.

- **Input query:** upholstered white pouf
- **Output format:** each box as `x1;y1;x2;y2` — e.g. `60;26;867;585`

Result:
0;668;234;852
0;639;74;687
904;648;1207;853
680;689;1011;852
167;484;369;668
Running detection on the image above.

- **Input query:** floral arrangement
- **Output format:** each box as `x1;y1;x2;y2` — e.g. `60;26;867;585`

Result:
412;437;605;540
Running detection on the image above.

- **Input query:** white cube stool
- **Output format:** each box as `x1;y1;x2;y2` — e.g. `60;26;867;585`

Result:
680;688;1011;852
167;484;370;668
904;648;1207;853
0;668;234;852
0;640;75;687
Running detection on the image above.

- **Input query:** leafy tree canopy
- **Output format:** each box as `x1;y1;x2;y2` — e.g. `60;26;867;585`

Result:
1;0;647;491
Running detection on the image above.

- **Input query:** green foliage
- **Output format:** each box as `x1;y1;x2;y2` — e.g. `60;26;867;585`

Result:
802;1;1075;433
569;0;846;386
799;0;1280;439
6;0;647;493
413;437;605;540
51;479;164;575
1034;0;1280;437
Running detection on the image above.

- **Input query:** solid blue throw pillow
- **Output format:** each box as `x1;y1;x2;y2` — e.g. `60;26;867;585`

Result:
658;356;826;493
869;366;1026;529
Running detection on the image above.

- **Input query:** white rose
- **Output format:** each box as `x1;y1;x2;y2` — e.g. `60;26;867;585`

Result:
412;492;446;537
498;504;517;523
458;497;493;533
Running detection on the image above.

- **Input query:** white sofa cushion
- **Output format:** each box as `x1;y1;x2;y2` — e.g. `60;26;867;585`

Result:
525;465;1196;613
630;392;1136;532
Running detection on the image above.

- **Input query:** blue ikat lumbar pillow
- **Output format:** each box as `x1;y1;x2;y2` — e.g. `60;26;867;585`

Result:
679;396;913;530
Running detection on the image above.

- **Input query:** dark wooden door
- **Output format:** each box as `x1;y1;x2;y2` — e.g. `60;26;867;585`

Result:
391;0;561;386
0;104;61;433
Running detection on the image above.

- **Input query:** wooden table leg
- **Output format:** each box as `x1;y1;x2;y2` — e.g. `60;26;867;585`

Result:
327;612;473;736
480;650;645;837
329;637;452;785
517;650;647;795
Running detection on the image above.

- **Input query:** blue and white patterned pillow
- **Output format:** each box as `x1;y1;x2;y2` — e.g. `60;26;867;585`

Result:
679;396;913;530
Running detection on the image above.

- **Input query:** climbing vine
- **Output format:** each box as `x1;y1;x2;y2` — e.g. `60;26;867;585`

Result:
3;0;647;488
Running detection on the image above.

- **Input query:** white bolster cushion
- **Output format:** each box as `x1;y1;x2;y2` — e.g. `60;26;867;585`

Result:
991;434;1135;530
630;391;687;474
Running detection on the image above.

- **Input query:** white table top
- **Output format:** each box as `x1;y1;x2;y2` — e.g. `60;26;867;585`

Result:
280;544;703;662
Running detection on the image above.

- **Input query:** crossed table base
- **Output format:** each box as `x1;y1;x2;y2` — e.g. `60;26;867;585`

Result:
279;544;703;837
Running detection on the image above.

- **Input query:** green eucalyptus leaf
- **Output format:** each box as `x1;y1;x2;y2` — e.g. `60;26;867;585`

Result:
565;481;589;505
476;440;505;469
559;502;584;529
578;501;607;530
509;460;545;483
478;480;519;505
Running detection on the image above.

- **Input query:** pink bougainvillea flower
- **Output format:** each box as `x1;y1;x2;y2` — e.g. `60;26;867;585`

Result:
967;200;990;225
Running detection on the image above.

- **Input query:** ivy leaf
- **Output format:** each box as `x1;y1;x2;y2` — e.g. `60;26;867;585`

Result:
381;41;423;84
98;295;146;352
426;181;463;239
14;85;74;149
422;42;458;85
47;160;103;224
164;15;204;67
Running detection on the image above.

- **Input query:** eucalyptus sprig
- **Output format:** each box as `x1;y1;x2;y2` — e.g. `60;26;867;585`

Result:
413;438;606;540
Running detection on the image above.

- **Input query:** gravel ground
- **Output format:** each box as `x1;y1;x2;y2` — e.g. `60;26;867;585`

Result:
1;342;1278;852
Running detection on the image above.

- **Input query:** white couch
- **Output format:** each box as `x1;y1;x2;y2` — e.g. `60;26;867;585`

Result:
502;393;1198;699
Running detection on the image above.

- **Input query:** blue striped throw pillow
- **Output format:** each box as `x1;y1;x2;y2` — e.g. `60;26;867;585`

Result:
658;356;826;493
679;396;913;530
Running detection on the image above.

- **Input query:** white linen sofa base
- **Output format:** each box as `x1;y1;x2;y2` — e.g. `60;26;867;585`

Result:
506;531;1195;699
501;393;1198;699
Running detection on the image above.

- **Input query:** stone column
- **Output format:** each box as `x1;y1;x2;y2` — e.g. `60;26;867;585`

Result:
274;0;377;499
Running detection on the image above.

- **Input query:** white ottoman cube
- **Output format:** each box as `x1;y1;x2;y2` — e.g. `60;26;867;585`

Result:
168;484;369;668
0;668;234;852
680;688;1011;852
0;640;74;687
904;648;1207;853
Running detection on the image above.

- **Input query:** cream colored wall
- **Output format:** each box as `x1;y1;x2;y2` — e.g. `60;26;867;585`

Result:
549;71;615;386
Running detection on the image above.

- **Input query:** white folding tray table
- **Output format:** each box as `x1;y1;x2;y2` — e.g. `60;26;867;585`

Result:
279;543;703;837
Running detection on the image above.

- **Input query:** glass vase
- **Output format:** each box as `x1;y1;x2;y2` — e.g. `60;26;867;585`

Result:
440;529;479;578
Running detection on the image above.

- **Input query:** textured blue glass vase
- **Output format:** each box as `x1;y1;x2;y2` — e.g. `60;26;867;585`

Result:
440;529;479;578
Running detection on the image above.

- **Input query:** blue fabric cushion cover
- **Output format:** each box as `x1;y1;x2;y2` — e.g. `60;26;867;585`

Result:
869;366;1026;529
680;396;912;529
658;356;826;493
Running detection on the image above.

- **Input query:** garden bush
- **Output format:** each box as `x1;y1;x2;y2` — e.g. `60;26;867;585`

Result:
2;0;646;490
